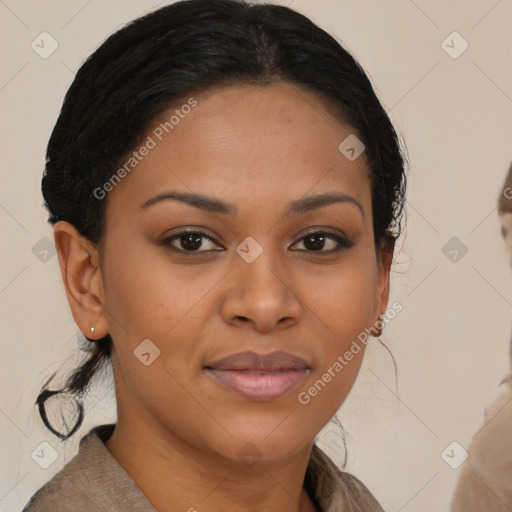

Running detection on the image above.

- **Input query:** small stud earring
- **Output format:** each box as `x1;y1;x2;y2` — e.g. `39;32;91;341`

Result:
85;325;96;342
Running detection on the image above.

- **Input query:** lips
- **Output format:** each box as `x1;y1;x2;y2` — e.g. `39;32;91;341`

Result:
207;350;309;372
205;351;310;401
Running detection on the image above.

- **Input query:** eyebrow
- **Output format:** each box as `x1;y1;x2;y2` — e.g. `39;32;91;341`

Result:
141;190;364;219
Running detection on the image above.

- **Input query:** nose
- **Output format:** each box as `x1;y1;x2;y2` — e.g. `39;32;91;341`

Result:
219;247;303;334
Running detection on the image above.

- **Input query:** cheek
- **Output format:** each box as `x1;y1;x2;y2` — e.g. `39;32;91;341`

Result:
293;268;374;436
101;235;211;338
307;276;372;388
100;246;213;410
299;248;377;395
302;254;377;345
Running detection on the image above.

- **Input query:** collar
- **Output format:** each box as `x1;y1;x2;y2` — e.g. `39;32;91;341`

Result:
69;423;382;512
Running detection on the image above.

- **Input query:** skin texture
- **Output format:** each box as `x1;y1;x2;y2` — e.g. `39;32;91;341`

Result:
53;82;394;512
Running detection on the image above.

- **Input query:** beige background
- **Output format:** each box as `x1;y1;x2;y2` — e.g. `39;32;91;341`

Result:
1;0;511;511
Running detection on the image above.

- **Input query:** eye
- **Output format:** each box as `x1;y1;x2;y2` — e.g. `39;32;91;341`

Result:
160;229;353;255
291;230;353;253
160;230;223;253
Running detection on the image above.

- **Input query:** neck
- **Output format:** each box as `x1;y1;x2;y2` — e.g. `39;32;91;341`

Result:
104;413;318;512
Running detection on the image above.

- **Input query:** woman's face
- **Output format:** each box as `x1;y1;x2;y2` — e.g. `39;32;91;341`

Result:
80;82;392;463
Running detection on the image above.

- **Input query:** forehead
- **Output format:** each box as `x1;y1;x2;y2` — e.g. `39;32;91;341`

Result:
106;82;371;218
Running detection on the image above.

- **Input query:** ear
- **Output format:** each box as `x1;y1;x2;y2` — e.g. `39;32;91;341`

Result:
53;221;108;340
369;239;395;336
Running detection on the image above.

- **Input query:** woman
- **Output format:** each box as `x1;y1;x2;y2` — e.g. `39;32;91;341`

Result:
23;0;407;510
450;163;512;512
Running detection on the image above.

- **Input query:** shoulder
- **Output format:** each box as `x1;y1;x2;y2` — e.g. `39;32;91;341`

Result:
22;424;136;512
22;434;102;512
451;375;512;510
22;471;101;512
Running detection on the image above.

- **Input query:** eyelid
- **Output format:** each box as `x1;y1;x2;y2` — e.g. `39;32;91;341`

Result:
291;231;353;252
160;227;354;255
159;228;223;251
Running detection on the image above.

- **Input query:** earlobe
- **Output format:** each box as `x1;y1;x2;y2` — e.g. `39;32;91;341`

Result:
53;222;108;340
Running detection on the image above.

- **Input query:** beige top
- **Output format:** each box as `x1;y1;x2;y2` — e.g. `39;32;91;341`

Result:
450;374;512;511
23;424;385;512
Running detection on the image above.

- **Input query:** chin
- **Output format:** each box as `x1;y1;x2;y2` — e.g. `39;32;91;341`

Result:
206;416;316;466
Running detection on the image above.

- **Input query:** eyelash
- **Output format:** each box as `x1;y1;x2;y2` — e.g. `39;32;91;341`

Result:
160;229;354;255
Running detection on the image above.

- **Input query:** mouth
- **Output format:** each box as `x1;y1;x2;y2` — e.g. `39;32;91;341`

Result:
204;351;310;401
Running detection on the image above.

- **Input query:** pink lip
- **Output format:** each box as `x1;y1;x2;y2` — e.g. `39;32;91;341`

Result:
205;351;310;401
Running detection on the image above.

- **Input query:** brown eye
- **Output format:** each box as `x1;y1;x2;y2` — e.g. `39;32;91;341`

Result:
160;229;353;256
292;231;353;253
161;230;223;253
